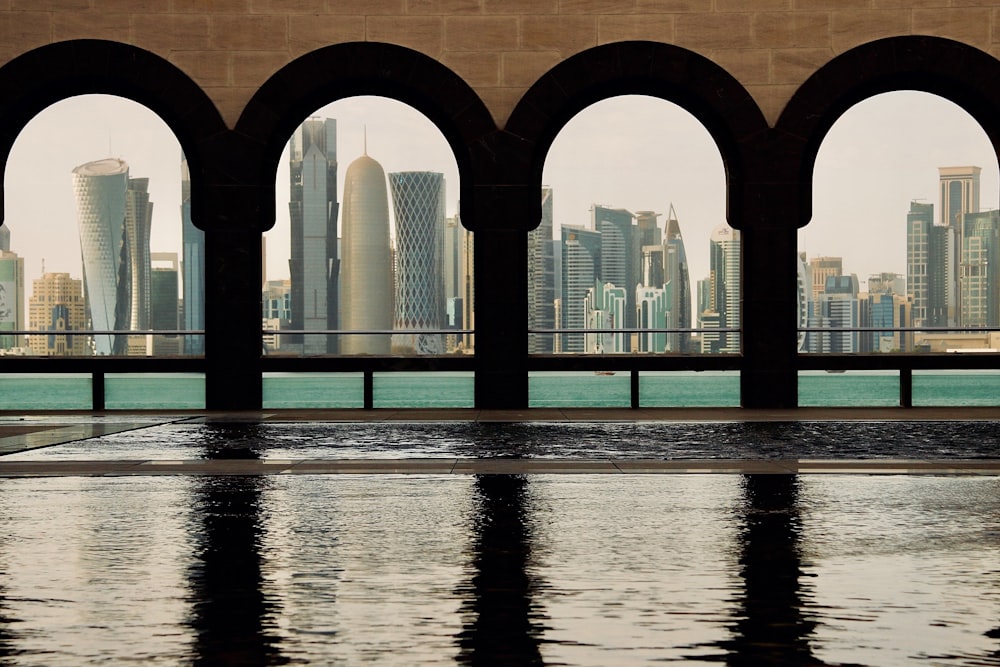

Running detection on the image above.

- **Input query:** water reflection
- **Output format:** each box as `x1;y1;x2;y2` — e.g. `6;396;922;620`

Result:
718;474;821;666
185;470;288;665
456;474;545;665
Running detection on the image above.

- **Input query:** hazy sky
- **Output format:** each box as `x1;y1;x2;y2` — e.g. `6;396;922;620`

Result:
3;91;998;303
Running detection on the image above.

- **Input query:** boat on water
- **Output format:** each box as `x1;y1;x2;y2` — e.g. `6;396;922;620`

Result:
594;371;616;376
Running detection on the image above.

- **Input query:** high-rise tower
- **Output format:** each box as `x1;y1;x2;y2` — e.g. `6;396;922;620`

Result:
340;150;392;355
389;171;446;354
709;224;740;354
181;154;205;355
528;187;556;353
72;158;131;355
592;205;636;350
125;177;153;334
960;209;1000;328
939;166;980;228
560;224;602;353
663;205;691;353
289;118;339;354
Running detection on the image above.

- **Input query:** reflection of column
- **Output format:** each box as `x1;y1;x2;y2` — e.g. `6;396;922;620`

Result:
722;474;818;665
456;474;544;666
185;430;285;664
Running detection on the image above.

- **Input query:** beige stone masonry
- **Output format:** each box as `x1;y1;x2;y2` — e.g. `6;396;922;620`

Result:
752;11;829;49
501;50;561;87
366;15;443;54
444;16;519;50
441;51;502;87
0;3;997;128
288;15;365;57
597;14;676;44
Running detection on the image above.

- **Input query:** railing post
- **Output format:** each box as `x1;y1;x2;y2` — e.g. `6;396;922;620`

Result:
630;369;640;409
92;371;105;411
364;371;374;410
900;367;913;408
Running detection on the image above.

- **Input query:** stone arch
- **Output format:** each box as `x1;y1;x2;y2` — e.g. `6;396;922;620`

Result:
778;35;1000;228
0;39;226;230
505;40;769;230
235;41;497;231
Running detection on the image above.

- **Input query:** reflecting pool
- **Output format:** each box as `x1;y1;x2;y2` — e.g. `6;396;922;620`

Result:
1;473;999;665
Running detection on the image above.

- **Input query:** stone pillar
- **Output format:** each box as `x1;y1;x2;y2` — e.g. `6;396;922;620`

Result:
470;183;533;409
739;169;800;408
204;224;263;410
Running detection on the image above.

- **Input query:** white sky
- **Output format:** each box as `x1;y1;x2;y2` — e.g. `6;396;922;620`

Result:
3;91;997;302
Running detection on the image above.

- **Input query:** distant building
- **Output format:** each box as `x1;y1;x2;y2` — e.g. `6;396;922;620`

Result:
709;224;740;354
181;154;205;355
960;209;999;328
583;279;626;354
0;248;24;351
72;158;131;355
288;118;339;354
560;224;601;352
808;256;842;303
389;171;445;354
262;279;292;353
636;284;669;353
340;149;392;355
796;253;810;352
28;272;87;356
592;205;636;350
528;187;556;353
150;253;180;355
663;206;691;353
810;274;860;354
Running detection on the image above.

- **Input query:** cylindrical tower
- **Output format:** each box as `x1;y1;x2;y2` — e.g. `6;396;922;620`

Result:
340;153;392;355
72;158;129;355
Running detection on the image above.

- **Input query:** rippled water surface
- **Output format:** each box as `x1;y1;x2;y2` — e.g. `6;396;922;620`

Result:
7;419;1000;461
1;473;1000;665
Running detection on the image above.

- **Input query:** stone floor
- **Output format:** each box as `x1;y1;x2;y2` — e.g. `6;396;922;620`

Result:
0;406;998;476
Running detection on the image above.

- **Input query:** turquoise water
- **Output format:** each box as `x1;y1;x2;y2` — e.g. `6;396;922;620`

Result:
0;369;996;410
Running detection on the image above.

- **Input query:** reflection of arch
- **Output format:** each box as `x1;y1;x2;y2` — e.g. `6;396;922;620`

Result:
506;40;768;229
778;36;1000;228
236;42;496;231
0;39;226;230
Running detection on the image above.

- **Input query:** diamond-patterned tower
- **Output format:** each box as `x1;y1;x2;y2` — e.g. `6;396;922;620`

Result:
389;171;446;354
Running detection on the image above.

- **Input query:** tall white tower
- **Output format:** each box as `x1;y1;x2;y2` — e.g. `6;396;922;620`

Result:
339;151;393;354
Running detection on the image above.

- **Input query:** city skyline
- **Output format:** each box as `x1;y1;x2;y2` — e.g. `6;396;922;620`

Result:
2;92;999;336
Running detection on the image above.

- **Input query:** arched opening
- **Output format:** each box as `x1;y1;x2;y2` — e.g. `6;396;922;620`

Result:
799;90;1000;406
529;94;738;407
1;94;204;409
262;96;471;408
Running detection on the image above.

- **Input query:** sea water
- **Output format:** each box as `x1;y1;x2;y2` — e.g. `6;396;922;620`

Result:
0;369;996;410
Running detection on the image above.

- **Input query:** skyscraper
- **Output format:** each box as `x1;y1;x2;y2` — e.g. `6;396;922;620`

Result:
560;224;602;353
150;252;180;355
796;252;810;352
125;177;153;334
288;118;339;354
663;205;691;353
389;171;445;354
960;209;999;328
181;154;205;355
72;158;130;355
340;150;392;355
808;256;842;303
0;246;24;351
592;205;636;350
810;274;860;353
709;224;741;354
906;200;933;326
528;187;556;353
939;166;980;228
